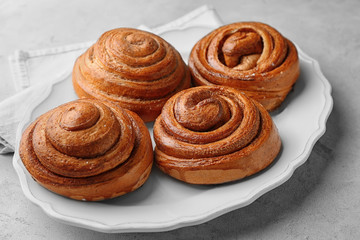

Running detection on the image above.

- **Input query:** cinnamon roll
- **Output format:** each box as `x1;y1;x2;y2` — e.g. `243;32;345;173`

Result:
188;22;300;111
73;28;191;122
154;86;281;184
19;99;153;201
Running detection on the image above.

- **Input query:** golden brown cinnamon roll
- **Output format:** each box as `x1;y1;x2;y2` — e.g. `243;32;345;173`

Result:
188;22;300;111
19;99;153;201
73;28;191;122
154;86;281;184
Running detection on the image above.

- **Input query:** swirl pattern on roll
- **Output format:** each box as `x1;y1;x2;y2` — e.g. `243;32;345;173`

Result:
154;86;281;184
188;22;300;111
72;28;191;122
19;99;153;201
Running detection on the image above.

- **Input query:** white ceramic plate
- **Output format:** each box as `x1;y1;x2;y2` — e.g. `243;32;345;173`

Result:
12;26;333;233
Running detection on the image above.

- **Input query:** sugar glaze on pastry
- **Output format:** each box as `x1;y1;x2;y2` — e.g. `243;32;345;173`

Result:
188;22;300;111
73;28;191;122
19;99;153;201
154;86;281;184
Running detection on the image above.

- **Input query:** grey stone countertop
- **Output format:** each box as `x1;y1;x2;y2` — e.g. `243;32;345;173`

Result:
1;0;359;239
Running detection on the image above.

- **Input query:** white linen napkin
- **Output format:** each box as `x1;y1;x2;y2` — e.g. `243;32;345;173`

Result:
0;5;222;154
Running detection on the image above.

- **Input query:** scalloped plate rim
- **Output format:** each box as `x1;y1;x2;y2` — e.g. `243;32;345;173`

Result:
12;32;333;233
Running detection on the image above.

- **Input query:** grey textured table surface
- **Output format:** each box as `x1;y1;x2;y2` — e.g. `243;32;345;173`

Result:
1;0;359;239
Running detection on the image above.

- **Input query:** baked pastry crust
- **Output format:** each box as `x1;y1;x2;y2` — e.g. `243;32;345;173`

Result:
188;22;300;111
73;28;191;122
19;99;153;201
154;86;281;184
